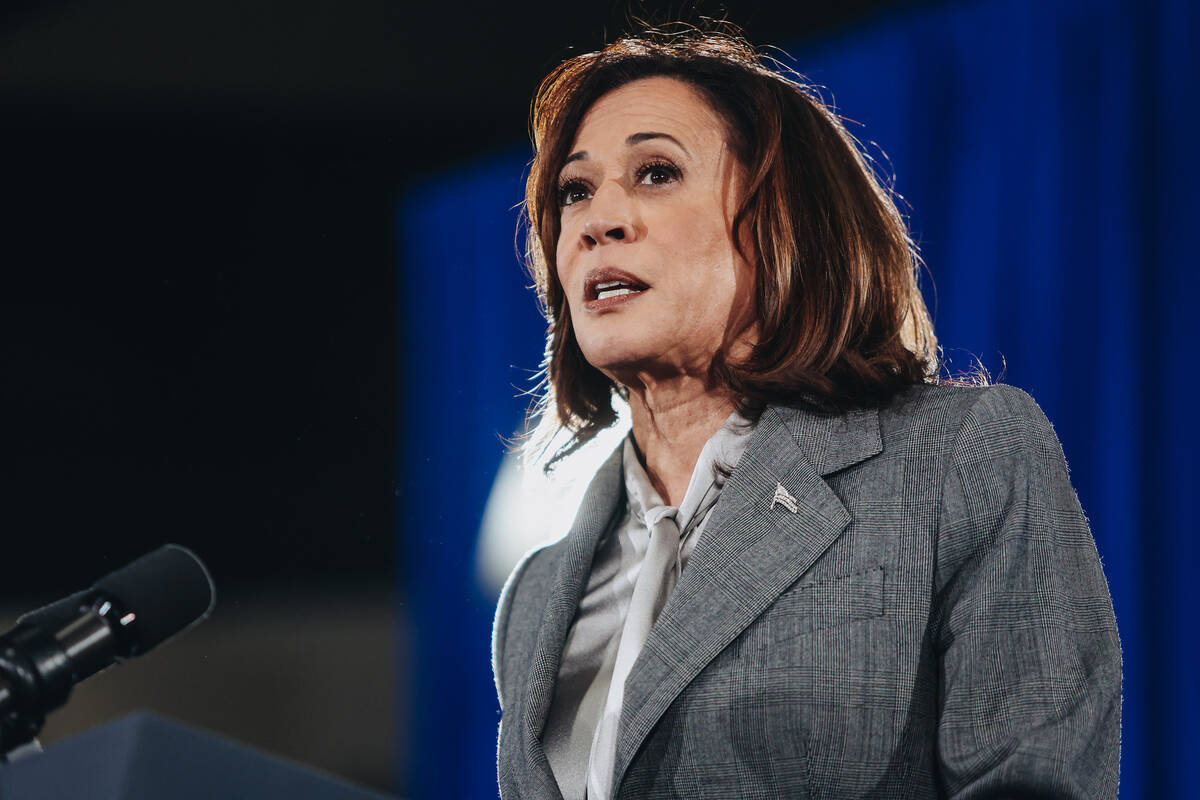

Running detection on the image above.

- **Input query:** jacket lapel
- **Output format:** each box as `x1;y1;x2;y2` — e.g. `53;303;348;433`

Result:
518;443;626;796
611;402;882;791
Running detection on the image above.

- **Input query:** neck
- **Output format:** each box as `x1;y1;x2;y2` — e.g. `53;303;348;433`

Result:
625;376;737;506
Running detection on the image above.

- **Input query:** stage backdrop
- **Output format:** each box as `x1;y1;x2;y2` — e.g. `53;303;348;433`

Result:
396;0;1197;796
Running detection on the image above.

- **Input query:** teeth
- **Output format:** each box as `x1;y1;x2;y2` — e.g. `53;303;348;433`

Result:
596;287;638;300
592;278;647;301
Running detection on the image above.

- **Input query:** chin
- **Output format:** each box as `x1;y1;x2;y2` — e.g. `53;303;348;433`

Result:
575;334;656;375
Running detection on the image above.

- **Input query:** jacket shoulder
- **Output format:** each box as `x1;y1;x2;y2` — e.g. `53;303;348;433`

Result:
492;539;566;710
879;382;1059;465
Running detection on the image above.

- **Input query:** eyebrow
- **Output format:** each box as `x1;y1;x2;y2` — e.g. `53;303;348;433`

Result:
563;131;690;166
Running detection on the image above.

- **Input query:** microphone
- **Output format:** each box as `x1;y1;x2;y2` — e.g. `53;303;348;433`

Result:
0;544;215;753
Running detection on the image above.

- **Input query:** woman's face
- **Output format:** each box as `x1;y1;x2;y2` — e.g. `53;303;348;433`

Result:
554;76;756;385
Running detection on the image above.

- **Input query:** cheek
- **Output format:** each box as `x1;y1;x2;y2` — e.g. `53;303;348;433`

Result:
680;217;743;294
554;242;576;303
554;226;569;265
676;232;752;333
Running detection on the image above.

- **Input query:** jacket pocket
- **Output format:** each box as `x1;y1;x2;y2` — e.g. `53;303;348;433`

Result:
766;565;886;641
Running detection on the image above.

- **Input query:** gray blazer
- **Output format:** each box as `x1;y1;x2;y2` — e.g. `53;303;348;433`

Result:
492;383;1122;799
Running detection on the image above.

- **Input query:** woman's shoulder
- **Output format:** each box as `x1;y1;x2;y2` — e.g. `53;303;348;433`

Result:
879;381;1062;465
493;537;570;702
886;380;1049;421
497;538;569;616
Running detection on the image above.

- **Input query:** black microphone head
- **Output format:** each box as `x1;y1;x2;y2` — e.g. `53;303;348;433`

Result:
92;544;216;655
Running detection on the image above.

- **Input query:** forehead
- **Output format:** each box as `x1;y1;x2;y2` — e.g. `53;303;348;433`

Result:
570;76;726;153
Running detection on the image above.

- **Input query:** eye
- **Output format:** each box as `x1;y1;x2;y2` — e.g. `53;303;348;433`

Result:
557;179;592;208
636;160;681;186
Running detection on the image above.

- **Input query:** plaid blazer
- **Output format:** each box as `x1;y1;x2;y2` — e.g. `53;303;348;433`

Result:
493;383;1122;799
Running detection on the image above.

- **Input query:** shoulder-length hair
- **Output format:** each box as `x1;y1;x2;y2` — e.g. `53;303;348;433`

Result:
522;26;937;464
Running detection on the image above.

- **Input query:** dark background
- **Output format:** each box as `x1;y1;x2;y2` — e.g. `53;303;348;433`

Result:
0;1;912;793
0;0;911;599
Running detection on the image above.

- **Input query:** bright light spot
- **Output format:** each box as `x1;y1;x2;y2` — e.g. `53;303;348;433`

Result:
475;400;632;596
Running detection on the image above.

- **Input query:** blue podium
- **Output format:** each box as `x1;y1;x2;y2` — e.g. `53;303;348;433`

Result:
0;711;396;799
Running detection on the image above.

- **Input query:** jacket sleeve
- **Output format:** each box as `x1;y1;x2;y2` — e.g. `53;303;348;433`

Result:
933;385;1122;798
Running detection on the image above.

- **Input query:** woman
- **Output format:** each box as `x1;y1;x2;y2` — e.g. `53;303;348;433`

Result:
492;27;1121;800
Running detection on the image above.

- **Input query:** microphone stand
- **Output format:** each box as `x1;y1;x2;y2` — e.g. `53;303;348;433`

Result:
0;601;127;761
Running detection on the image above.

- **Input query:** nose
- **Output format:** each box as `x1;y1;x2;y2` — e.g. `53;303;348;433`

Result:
580;182;637;247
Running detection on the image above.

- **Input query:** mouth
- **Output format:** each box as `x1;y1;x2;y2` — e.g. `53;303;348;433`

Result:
583;268;650;310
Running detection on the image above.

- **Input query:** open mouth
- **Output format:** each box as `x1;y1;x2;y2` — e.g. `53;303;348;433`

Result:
584;269;650;303
591;280;647;301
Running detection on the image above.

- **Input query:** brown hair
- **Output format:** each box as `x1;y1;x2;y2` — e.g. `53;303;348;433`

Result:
523;25;937;463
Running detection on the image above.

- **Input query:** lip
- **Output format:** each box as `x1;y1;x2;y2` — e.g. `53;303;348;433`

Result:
582;267;651;312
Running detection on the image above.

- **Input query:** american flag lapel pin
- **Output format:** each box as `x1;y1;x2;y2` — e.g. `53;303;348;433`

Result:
771;482;799;513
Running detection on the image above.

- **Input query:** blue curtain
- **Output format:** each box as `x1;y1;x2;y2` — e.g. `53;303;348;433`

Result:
396;0;1198;796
